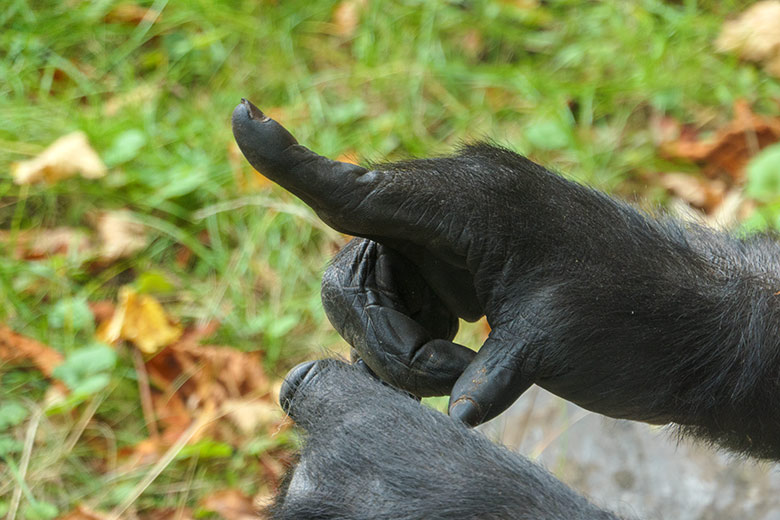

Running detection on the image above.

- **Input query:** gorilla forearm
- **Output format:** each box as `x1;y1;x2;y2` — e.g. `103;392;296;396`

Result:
666;229;780;458
271;360;622;520
589;225;780;459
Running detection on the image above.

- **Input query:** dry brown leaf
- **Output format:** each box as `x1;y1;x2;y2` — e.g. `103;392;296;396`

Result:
104;3;161;25
11;132;106;184
716;1;780;78
222;398;283;435
97;286;182;354
96;210;147;261
660;101;780;181
142;325;280;443
56;505;110;520
142;324;221;441
200;489;262;520
115;319;284;458
0;325;64;379
148;342;271;406
154;388;192;444
0;212;145;264
0;228;91;260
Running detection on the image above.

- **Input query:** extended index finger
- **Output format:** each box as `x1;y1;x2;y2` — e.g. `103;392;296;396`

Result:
231;99;378;231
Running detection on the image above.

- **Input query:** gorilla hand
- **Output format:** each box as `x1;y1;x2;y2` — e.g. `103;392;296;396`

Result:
233;100;780;459
272;359;621;520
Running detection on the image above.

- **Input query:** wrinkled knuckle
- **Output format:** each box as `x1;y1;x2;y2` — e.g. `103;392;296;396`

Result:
322;239;376;295
321;264;347;302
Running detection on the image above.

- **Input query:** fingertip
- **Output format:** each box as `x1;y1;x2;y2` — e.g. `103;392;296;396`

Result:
279;360;318;415
231;98;300;176
449;396;483;427
231;100;370;222
240;98;269;121
448;334;538;425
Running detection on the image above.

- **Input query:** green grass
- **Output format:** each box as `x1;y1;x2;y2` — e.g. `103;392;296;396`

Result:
1;0;779;516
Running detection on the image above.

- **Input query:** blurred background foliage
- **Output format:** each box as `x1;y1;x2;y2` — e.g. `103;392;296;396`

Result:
1;0;780;518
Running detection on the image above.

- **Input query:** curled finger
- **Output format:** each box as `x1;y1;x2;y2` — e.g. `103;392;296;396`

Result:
322;239;475;396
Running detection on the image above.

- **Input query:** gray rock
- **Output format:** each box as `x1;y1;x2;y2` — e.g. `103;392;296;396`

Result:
480;387;780;520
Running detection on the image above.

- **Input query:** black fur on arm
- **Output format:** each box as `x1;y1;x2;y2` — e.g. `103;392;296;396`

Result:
269;359;623;520
667;226;780;459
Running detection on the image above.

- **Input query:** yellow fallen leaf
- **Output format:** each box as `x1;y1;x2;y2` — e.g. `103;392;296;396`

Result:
98;287;182;354
11;131;106;184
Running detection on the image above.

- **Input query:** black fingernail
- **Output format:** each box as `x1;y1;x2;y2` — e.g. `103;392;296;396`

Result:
241;98;269;122
279;361;317;414
449;398;480;427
